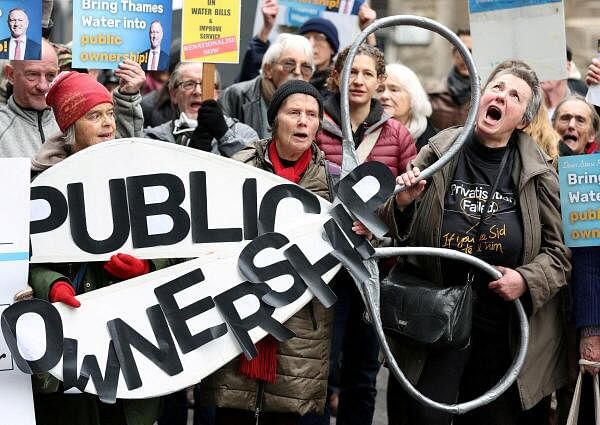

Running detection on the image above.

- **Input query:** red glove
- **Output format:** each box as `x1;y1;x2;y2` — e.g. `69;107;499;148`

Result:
49;281;81;308
103;253;150;280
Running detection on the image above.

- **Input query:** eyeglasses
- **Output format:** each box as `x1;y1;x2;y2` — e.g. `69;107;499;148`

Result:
175;80;219;92
175;80;201;91
277;60;314;77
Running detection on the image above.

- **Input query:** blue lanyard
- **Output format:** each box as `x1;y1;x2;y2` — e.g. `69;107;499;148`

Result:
72;263;88;294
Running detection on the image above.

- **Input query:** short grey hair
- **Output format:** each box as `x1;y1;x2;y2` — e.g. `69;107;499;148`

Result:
261;33;314;73
63;125;76;147
552;94;600;139
484;59;542;126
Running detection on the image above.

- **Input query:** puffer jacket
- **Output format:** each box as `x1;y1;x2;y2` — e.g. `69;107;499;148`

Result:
381;127;571;409
316;97;416;177
199;139;333;415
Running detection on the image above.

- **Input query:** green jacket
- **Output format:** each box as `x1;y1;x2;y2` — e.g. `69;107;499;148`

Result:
381;127;571;409
199;139;333;415
29;259;171;425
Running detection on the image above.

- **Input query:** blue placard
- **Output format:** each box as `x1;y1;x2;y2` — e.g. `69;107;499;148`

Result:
286;7;321;27
72;0;172;70
558;153;600;247
0;0;42;60
469;0;561;13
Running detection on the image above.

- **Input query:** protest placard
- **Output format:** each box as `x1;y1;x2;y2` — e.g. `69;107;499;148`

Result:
469;0;566;82
7;138;391;399
0;0;42;60
251;0;365;54
72;0;173;70
0;158;35;425
559;152;600;247
181;0;241;63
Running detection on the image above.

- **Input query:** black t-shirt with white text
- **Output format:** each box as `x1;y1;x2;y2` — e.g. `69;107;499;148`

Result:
440;134;523;332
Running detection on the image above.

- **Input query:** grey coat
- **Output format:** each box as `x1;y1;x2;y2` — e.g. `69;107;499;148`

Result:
0;96;60;158
144;116;257;157
218;76;270;139
381;127;571;409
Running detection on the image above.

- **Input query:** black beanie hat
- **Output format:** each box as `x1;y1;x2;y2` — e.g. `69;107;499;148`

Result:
298;17;340;54
267;80;323;126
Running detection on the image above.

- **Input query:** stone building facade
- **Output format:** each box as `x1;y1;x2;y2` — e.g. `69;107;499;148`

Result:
377;0;599;85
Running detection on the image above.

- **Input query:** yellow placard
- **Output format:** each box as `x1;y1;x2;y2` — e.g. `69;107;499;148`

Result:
181;0;241;63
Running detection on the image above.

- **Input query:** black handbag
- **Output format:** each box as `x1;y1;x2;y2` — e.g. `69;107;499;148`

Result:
380;142;512;349
380;270;473;348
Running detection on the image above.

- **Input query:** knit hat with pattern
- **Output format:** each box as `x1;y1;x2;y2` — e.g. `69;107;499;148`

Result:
46;71;113;132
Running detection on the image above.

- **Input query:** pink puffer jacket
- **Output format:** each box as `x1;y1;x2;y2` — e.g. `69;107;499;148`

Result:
316;113;416;177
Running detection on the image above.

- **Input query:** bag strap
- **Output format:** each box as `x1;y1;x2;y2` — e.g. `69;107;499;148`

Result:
567;370;583;425
467;141;512;283
567;360;600;425
355;126;383;163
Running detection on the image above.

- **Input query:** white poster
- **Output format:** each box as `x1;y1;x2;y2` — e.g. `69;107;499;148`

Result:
469;0;567;83
0;158;35;425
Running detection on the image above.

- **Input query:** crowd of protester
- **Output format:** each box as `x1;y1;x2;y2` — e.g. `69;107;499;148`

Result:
4;0;600;424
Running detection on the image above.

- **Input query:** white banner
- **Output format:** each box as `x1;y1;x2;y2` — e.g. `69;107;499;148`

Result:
8;139;393;400
469;0;567;82
0;158;36;425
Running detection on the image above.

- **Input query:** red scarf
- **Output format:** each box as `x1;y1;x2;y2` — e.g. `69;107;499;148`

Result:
238;142;312;384
267;141;312;183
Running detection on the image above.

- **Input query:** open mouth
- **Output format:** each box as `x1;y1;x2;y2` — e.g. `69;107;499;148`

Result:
563;134;578;143
486;105;502;123
293;132;309;140
190;101;202;109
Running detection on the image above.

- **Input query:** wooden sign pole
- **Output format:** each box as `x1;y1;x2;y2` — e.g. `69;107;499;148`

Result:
202;63;216;101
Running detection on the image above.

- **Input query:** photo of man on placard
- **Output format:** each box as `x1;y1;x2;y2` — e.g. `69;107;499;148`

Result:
0;8;41;60
139;20;169;71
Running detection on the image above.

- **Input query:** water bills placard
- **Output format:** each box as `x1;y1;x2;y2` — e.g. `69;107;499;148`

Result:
72;0;173;70
0;0;42;60
181;0;241;63
469;0;566;82
559;153;600;247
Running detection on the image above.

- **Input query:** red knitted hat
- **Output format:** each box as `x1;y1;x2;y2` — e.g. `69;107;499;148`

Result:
46;71;113;132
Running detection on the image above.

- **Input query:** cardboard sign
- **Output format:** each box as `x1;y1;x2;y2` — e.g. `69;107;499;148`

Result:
469;0;566;82
72;0;173;70
181;0;241;63
4;139;394;400
251;0;365;56
0;0;42;60
559;153;600;247
0;159;35;425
